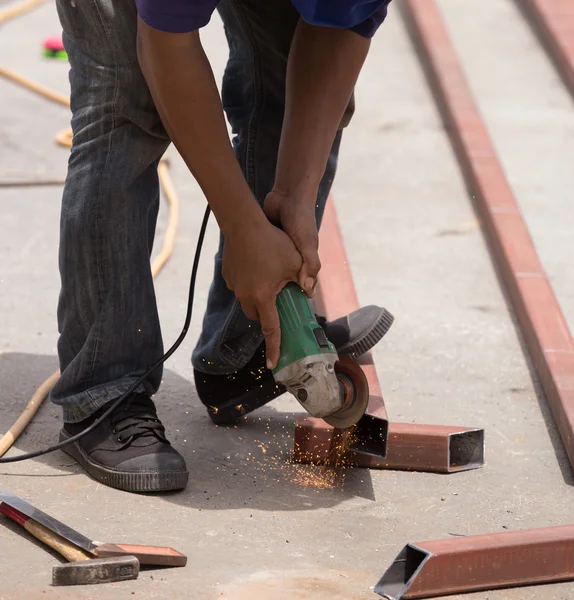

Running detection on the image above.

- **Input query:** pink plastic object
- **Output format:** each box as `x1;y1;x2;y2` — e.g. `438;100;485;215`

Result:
43;35;65;52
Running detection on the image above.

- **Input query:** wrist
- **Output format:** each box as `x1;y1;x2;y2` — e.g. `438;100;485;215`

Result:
269;182;320;207
218;199;269;240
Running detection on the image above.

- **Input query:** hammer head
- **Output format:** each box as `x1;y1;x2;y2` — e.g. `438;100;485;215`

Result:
52;555;139;586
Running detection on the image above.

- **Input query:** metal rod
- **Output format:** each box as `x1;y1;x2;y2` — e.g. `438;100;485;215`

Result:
313;201;389;454
517;0;574;96
375;525;574;599
400;0;574;472
308;200;485;470
294;418;484;473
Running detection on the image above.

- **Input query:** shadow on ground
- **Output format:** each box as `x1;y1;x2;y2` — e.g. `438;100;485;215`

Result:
0;353;375;512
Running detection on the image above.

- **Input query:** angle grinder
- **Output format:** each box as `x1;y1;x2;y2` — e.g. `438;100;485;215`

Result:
272;283;373;428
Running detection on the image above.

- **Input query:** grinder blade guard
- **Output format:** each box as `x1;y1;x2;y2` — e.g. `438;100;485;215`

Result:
327;355;369;428
272;283;369;428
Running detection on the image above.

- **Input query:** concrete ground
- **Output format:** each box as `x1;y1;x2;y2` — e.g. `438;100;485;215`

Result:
1;0;574;598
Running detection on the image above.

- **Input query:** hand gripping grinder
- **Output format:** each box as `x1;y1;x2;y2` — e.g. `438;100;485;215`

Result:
272;283;372;428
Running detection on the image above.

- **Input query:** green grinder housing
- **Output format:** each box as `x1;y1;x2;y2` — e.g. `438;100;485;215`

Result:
272;283;369;428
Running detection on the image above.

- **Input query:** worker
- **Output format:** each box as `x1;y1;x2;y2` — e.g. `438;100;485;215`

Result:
51;0;393;493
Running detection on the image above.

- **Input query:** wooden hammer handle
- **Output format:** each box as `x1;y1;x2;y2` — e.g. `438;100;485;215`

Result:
23;519;92;562
22;519;91;562
1;501;91;562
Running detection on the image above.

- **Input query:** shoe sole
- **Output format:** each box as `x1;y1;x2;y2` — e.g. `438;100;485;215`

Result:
336;307;394;358
59;430;189;493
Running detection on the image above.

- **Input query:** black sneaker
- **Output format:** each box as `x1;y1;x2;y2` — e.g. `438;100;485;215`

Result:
60;393;189;493
317;305;394;358
194;305;393;425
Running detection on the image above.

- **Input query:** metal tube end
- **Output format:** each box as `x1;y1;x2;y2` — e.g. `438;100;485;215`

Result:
448;429;485;472
374;544;430;599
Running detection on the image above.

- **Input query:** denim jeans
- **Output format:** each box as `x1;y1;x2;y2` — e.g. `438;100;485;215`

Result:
52;0;351;422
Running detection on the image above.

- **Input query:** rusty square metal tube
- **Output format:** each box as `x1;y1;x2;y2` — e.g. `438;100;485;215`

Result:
400;0;574;472
313;200;389;456
518;0;574;97
294;418;484;474
375;525;574;599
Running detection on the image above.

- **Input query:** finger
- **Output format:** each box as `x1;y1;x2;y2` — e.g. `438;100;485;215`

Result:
240;300;259;322
298;243;321;296
308;277;318;298
257;299;281;370
287;221;320;294
221;263;233;291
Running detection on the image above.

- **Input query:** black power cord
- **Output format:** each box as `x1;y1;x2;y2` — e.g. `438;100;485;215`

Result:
0;205;211;464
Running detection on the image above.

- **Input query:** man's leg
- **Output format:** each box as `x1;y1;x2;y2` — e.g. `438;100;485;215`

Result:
51;0;188;492
192;0;392;424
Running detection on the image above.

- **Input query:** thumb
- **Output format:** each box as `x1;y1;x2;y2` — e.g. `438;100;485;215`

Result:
293;223;321;296
257;299;282;370
263;192;281;225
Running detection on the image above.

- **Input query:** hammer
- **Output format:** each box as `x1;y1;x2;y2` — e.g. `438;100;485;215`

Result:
0;502;139;585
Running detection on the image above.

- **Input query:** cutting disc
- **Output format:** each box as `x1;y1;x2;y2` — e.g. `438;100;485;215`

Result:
323;356;369;428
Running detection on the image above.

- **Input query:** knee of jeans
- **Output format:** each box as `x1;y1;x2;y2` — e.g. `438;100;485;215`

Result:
62;157;134;234
339;92;356;130
66;113;166;196
59;177;100;241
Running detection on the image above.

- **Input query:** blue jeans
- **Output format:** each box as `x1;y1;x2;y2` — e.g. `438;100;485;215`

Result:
52;0;351;422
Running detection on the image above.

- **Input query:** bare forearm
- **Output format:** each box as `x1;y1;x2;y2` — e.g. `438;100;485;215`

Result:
274;21;370;198
136;18;266;236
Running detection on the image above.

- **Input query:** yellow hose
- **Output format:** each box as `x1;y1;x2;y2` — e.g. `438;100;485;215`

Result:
0;372;60;457
0;0;45;24
0;66;69;106
0;0;180;457
154;161;179;278
0;178;66;188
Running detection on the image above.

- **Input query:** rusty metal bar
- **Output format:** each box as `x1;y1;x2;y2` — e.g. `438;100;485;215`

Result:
314;201;389;455
517;0;574;97
375;525;574;599
315;201;389;422
294;418;484;474
309;200;485;470
400;0;574;471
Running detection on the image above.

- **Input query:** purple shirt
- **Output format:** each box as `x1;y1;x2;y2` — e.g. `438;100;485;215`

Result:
136;0;392;38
